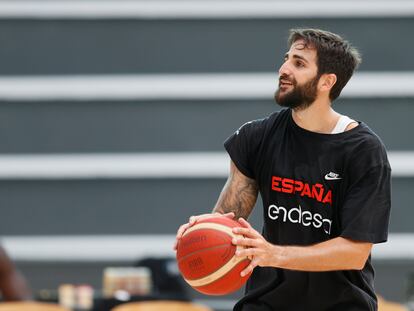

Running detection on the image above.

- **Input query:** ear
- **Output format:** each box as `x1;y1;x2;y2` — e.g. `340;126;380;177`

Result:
318;73;337;92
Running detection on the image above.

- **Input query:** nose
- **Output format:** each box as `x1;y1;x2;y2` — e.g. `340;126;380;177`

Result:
278;61;292;77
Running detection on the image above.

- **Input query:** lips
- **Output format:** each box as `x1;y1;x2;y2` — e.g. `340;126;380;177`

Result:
279;79;293;87
279;82;293;89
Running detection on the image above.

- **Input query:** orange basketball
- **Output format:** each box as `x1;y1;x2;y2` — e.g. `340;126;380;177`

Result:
176;216;252;295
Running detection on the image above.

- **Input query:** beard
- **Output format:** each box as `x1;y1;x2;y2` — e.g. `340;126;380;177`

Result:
274;74;320;110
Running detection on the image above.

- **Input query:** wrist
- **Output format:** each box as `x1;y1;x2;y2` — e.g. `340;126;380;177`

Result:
271;244;287;268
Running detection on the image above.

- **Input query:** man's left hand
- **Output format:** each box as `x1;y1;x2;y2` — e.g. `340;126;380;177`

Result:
232;218;282;277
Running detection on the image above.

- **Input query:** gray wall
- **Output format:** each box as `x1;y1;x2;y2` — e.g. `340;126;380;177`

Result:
0;10;413;308
0;98;412;154
0;18;413;75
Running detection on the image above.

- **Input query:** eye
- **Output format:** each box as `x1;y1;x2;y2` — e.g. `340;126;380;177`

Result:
295;61;304;68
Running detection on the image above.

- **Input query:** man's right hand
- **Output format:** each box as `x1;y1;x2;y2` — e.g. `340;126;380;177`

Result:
173;212;235;250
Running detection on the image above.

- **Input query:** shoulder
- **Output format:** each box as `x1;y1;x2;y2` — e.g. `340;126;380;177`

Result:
236;109;287;136
356;123;386;150
348;123;390;169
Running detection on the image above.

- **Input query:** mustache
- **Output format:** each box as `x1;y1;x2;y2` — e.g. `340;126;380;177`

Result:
278;74;295;85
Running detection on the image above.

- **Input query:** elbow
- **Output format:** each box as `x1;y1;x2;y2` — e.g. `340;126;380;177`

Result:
354;258;368;270
345;256;367;270
343;239;372;270
351;249;371;270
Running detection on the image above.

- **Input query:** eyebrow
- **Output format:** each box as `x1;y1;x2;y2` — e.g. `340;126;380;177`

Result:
284;53;309;64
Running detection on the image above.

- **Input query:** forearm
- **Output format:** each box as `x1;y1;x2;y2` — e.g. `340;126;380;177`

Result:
275;237;372;271
213;179;257;219
175;163;258;250
213;161;258;219
213;182;249;219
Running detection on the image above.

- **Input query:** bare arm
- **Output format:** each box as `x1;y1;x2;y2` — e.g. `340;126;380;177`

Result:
276;237;372;271
174;161;258;250
213;161;259;219
233;219;373;276
0;246;32;301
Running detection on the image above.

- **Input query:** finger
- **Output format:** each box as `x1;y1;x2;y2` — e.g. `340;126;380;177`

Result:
232;237;259;248
189;213;215;224
189;216;197;225
222;212;235;219
232;227;260;239
235;248;256;258
176;223;190;239
238;217;252;229
241;261;257;277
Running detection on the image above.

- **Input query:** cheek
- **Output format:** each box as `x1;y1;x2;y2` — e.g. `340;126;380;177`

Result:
298;72;317;85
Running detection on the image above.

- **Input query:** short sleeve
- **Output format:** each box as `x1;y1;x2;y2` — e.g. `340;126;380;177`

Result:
340;161;391;244
224;119;267;179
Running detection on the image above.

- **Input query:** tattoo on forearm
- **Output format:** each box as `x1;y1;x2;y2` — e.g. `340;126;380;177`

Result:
213;165;259;219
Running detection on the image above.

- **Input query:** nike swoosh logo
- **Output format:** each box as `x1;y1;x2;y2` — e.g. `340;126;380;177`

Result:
325;175;342;180
325;172;342;180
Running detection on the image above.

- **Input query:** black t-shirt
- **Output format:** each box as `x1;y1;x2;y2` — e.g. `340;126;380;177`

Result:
224;108;391;311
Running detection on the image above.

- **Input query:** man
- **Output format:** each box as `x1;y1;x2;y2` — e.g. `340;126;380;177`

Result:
0;245;31;301
175;28;391;310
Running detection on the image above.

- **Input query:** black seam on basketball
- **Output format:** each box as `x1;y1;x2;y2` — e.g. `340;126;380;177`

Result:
178;227;235;264
177;243;234;266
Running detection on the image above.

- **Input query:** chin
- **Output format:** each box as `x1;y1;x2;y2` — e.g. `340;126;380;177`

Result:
274;90;287;104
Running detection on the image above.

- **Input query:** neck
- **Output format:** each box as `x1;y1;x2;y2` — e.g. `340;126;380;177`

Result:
291;98;340;134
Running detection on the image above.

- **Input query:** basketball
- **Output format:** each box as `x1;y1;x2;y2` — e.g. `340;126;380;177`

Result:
176;216;252;295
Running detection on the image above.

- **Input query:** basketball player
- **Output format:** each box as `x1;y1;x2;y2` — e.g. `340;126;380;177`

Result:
175;28;391;310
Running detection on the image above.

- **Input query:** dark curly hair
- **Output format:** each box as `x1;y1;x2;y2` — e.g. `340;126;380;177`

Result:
288;28;362;101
